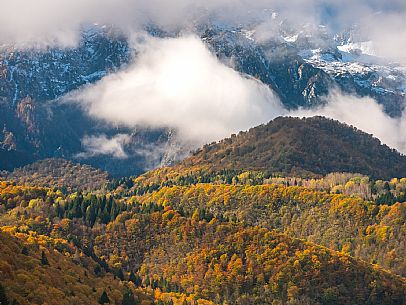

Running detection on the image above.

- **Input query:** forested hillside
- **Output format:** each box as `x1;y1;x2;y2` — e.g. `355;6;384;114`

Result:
2;0;406;303
1;175;405;305
1;159;109;191
181;117;406;179
0;227;151;305
1;117;406;305
134;183;406;277
94;210;406;305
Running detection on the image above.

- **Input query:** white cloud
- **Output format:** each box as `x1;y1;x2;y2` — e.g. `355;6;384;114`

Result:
292;91;406;154
3;0;406;159
77;134;131;159
0;0;275;48
70;34;406;158
72;35;285;146
358;12;406;64
2;0;406;53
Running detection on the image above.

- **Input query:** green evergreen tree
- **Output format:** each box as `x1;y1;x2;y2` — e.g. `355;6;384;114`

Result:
106;197;113;215
94;264;102;276
86;204;97;227
81;200;89;220
55;202;64;218
121;288;140;305
98;290;110;304
0;283;9;305
110;205;116;222
71;194;83;218
116;268;125;281
129;271;142;287
21;246;28;255
41;250;49;265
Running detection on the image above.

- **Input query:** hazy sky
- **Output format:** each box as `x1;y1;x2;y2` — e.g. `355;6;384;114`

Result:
1;0;406;51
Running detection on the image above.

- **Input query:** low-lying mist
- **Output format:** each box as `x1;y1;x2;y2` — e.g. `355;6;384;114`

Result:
68;35;406;159
71;35;285;147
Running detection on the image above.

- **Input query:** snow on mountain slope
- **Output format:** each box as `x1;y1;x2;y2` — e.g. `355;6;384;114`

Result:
297;42;406;116
0;28;180;176
0;21;405;175
197;21;405;116
0;26;131;106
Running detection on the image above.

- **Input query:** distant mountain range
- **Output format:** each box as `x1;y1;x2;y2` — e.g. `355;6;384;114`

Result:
1;21;405;176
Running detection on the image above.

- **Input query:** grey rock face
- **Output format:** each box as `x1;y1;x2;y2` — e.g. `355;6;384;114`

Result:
0;23;404;175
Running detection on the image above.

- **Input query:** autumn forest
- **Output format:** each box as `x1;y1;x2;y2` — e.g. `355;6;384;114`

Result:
0;117;405;305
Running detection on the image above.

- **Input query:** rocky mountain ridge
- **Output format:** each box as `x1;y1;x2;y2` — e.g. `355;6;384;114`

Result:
0;22;404;176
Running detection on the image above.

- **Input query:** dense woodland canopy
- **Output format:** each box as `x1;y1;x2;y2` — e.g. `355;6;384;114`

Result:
0;116;406;305
1;181;405;305
181;116;406;179
1;158;109;191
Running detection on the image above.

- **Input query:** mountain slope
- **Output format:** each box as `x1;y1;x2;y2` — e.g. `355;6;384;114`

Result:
1;23;406;176
2;158;109;191
181;116;406;179
0;227;153;305
136;183;406;277
200;23;406;116
1;171;406;304
1;184;404;305
84;209;406;305
0;29;176;176
0;147;34;171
